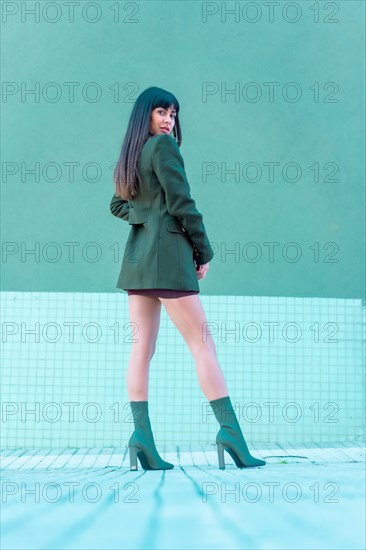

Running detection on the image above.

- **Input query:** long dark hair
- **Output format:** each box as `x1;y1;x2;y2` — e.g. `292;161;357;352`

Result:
113;86;182;199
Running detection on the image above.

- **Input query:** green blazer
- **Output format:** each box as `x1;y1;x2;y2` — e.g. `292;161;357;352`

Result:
110;133;214;292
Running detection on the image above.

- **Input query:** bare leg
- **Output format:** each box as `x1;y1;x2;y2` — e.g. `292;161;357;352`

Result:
158;294;228;401
126;295;162;401
157;294;266;468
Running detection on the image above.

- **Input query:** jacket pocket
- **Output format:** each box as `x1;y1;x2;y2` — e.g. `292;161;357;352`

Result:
165;218;187;234
128;207;150;225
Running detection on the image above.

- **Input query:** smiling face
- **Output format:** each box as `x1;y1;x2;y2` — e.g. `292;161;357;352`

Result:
149;104;177;136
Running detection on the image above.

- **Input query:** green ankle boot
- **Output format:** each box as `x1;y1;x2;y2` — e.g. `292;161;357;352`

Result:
210;396;266;468
128;401;174;471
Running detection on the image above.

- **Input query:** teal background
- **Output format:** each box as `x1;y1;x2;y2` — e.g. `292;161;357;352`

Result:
0;2;365;449
1;6;365;550
1;1;365;298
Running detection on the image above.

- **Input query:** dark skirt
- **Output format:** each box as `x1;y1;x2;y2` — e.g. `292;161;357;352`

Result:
126;288;199;298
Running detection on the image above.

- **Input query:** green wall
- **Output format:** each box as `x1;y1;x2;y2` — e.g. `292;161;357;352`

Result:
1;1;365;298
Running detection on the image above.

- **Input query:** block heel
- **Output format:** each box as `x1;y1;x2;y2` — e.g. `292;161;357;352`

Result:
217;443;225;469
129;445;139;470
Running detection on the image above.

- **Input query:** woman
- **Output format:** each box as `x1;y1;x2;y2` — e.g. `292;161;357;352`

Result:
110;86;265;470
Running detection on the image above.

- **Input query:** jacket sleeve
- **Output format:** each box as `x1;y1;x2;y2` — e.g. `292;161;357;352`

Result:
151;134;214;265
110;193;130;221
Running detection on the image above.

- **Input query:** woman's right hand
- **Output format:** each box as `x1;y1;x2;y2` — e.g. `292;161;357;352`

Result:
196;262;210;279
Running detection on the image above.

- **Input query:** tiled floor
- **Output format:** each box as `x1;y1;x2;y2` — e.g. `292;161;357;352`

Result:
1;442;365;550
